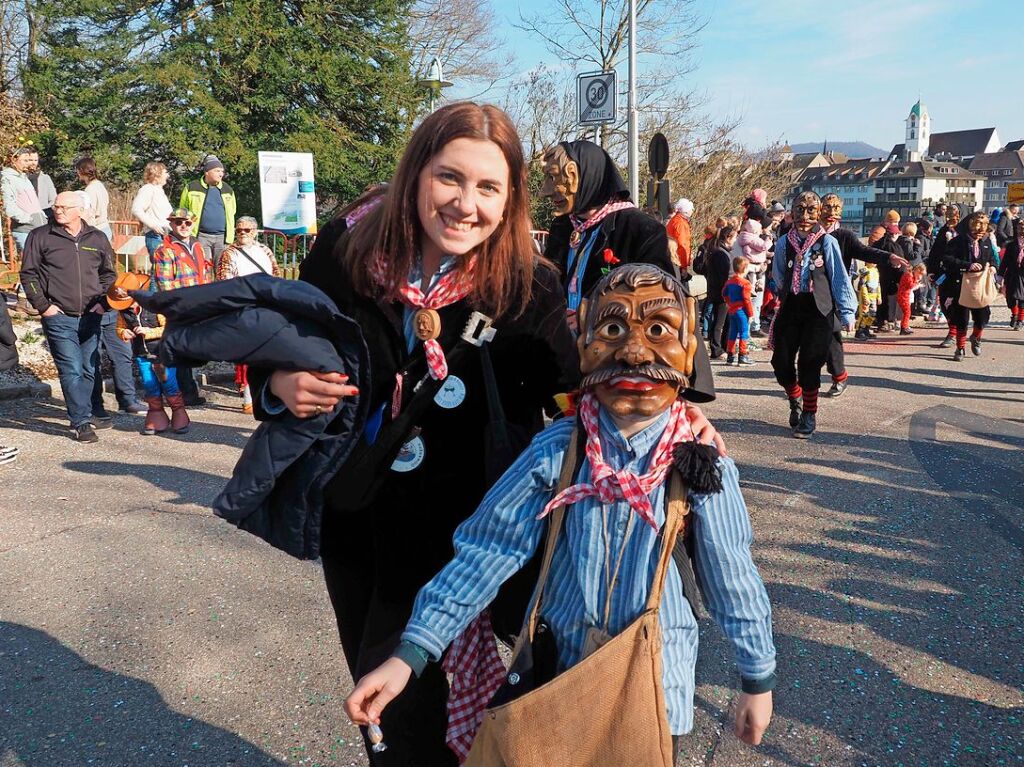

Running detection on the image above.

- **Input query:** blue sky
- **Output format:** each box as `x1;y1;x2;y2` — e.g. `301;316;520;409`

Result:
479;0;1022;152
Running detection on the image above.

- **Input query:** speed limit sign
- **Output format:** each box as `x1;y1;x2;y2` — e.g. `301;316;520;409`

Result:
577;71;617;126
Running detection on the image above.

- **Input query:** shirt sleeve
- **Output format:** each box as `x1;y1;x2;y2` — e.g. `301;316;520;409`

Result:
401;422;571;661
690;457;776;681
823;237;856;325
152;246;176;292
772;237;786;294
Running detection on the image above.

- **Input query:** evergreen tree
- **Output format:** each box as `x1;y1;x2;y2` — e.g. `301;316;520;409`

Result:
24;0;419;218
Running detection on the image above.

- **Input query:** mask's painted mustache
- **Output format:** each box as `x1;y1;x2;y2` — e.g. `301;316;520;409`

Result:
581;364;686;390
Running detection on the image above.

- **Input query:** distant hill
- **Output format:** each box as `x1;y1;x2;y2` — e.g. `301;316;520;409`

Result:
789;141;887;159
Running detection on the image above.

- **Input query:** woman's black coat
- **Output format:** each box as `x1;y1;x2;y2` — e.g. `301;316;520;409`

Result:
997;239;1024;302
939;234;997;299
251;216;579;601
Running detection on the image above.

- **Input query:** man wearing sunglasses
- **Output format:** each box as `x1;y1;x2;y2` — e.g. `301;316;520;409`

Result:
152;208;213;405
216;216;281;413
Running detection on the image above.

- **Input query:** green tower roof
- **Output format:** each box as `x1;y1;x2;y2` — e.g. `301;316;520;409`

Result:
911;100;924;118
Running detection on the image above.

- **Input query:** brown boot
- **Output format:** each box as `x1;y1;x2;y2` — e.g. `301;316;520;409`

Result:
142;396;170;435
166;393;191;434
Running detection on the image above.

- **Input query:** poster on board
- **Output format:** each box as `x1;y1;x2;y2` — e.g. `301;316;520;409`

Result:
258;151;317;234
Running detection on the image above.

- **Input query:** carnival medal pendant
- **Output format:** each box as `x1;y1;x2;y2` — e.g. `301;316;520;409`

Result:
413;308;441;341
569;230;582;248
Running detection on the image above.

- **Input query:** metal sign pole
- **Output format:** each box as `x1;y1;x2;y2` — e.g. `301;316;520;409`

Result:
627;0;639;203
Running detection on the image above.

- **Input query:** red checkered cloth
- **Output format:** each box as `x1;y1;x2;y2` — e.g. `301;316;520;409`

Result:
769;226;826;351
443;609;507;763
568;199;635;247
538;393;692;532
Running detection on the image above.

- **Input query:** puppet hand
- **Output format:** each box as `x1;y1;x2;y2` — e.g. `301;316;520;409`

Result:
734;691;773;745
344;657;413;726
685;404;727;457
269;370;358;418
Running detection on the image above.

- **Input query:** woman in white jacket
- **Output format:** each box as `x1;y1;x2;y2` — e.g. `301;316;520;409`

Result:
131;162;173;268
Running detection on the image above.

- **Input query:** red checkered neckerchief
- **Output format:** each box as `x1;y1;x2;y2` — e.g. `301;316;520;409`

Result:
371;256;476;383
1018;235;1024;265
786;226;826;295
443;609;506;763
568;199;635;248
968;238;980;261
538;393;691;532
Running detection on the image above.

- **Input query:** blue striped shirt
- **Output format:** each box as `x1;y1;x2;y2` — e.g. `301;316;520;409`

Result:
402;409;776;734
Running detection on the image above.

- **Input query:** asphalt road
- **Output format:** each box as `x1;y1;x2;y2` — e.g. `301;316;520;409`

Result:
1;307;1021;767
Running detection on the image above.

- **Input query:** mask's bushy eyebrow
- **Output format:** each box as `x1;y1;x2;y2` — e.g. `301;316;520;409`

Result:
639;296;680;319
596;301;629;321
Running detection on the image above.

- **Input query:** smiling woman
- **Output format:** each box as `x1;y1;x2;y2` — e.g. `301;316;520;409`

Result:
247;102;580;766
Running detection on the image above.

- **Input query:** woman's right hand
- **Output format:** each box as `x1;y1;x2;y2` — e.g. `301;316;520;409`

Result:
344;657;413;726
269;370;358;418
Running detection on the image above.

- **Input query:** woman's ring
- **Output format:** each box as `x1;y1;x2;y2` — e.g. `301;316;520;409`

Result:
314;405;323;416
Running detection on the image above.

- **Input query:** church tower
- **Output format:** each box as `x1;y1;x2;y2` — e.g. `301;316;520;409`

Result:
905;99;930;161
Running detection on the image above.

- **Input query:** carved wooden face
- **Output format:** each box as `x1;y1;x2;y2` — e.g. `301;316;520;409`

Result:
968;214;989;241
793;194;821;233
821;195;843;224
578;280;695;420
539;145;580;217
946;206;961;227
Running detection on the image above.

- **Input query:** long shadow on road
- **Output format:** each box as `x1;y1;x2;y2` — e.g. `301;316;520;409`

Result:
691;408;1024;765
0;622;285;767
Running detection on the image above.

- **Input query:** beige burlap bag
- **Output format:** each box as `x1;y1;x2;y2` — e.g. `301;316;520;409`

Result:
959;265;998;308
465;442;687;767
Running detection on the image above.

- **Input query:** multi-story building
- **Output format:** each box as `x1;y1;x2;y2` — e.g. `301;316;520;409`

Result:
968;150;1024;211
863;160;984;229
786;159;892;235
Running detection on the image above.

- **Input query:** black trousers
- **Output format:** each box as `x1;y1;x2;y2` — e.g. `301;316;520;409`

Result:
771;293;832;392
322;544;458;767
825;331;845;379
948;302;991;333
708;300;728;357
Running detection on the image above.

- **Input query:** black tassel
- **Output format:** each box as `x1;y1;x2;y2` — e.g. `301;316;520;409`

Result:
671;441;723;495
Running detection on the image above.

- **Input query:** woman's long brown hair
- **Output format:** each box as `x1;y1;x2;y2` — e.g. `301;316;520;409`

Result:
346;102;538;319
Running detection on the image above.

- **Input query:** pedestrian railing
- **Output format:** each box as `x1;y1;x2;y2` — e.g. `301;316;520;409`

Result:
530;229;548;254
257;229;317;280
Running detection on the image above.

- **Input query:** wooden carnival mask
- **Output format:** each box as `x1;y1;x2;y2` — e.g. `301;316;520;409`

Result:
540;145;580;217
793;193;821;234
577;264;697;420
820;194;843;225
967;213;989;241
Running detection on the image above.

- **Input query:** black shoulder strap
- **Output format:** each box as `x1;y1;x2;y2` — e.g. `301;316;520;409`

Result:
670;472;708;621
235;246;271;275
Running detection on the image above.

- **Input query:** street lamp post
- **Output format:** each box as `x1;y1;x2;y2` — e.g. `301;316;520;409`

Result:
417;56;453;113
627;0;639;203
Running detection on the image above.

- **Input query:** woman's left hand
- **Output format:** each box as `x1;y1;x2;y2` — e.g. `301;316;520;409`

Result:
968;263;983;272
685;404;727;456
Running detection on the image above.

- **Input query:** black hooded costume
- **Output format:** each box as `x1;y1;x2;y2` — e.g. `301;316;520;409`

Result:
543;140;716;403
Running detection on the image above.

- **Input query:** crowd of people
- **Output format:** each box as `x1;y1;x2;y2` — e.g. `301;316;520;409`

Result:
0;101;1020;767
669;194;1019;372
0;148;275;444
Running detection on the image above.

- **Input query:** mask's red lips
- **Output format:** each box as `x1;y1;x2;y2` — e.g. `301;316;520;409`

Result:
604;375;664;392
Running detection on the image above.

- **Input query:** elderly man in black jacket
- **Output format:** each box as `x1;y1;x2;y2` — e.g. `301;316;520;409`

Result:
996;204;1019;249
21;191;117;442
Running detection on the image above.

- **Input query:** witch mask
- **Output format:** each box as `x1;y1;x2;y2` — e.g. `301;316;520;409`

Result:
540;145;579;217
577;264;697;420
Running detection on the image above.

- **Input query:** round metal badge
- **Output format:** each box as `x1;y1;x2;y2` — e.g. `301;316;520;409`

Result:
434;375;466;409
391;436;426;472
